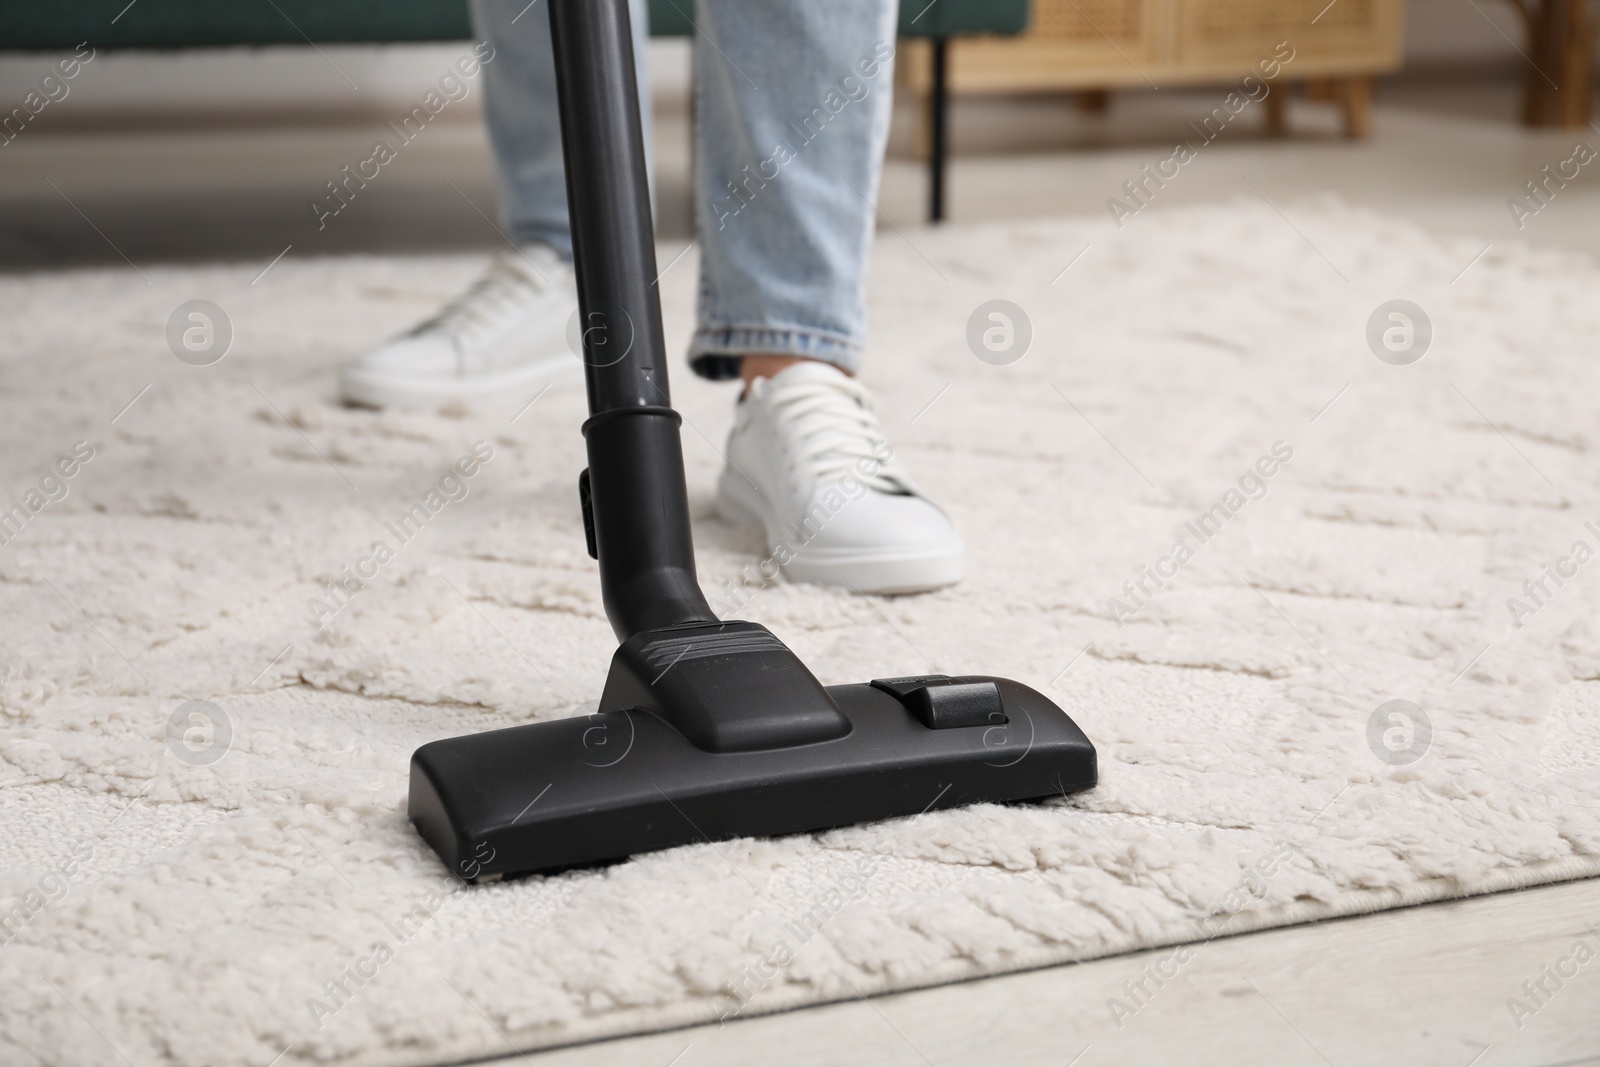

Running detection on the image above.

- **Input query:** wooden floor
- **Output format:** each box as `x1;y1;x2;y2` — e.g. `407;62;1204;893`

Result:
506;878;1600;1067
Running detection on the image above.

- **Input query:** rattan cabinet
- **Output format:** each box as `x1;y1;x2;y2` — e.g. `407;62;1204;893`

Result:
899;0;1406;139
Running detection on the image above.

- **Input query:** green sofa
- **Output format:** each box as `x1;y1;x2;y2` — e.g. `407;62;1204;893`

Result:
0;0;1029;221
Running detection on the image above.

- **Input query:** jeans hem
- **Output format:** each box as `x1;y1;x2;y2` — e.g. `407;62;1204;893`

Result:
688;325;863;380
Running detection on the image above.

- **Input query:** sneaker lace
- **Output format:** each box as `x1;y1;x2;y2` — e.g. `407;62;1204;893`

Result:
761;374;907;495
417;250;554;350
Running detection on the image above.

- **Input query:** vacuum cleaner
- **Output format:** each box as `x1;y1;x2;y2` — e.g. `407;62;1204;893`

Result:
407;0;1097;880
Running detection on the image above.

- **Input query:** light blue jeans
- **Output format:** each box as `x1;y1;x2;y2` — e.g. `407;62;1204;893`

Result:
468;0;897;379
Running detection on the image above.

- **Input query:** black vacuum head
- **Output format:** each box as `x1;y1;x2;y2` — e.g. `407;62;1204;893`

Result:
410;622;1096;879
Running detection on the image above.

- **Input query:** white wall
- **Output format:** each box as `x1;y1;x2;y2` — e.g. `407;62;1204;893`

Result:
1403;0;1523;65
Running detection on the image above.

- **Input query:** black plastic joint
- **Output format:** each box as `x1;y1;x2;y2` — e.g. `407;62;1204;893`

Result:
600;621;851;752
578;468;598;560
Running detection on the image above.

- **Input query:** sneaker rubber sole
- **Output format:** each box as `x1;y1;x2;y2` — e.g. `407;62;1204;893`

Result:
339;352;580;410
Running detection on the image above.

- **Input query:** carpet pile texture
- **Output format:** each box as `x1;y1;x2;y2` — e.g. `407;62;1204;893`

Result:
2;200;1598;1065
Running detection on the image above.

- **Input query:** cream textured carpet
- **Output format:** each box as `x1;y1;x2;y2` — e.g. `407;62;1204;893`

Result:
3;200;1599;1067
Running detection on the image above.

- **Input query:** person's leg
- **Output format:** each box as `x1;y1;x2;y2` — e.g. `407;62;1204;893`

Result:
688;1;897;383
472;0;653;260
339;0;652;410
692;3;964;595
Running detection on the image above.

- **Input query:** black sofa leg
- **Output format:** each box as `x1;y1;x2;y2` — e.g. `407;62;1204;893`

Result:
929;36;948;224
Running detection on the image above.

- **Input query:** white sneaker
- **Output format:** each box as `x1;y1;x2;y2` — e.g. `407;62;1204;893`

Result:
716;361;964;594
339;245;579;409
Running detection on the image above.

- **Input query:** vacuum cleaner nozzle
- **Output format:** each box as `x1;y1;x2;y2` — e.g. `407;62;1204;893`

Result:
410;622;1096;879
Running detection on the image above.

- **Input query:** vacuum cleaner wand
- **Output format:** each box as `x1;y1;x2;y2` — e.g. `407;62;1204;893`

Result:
407;0;1097;880
550;0;715;642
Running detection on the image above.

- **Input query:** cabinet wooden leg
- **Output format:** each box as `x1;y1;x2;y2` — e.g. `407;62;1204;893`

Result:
1522;0;1593;128
1075;89;1110;114
1340;76;1373;138
1264;82;1289;136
